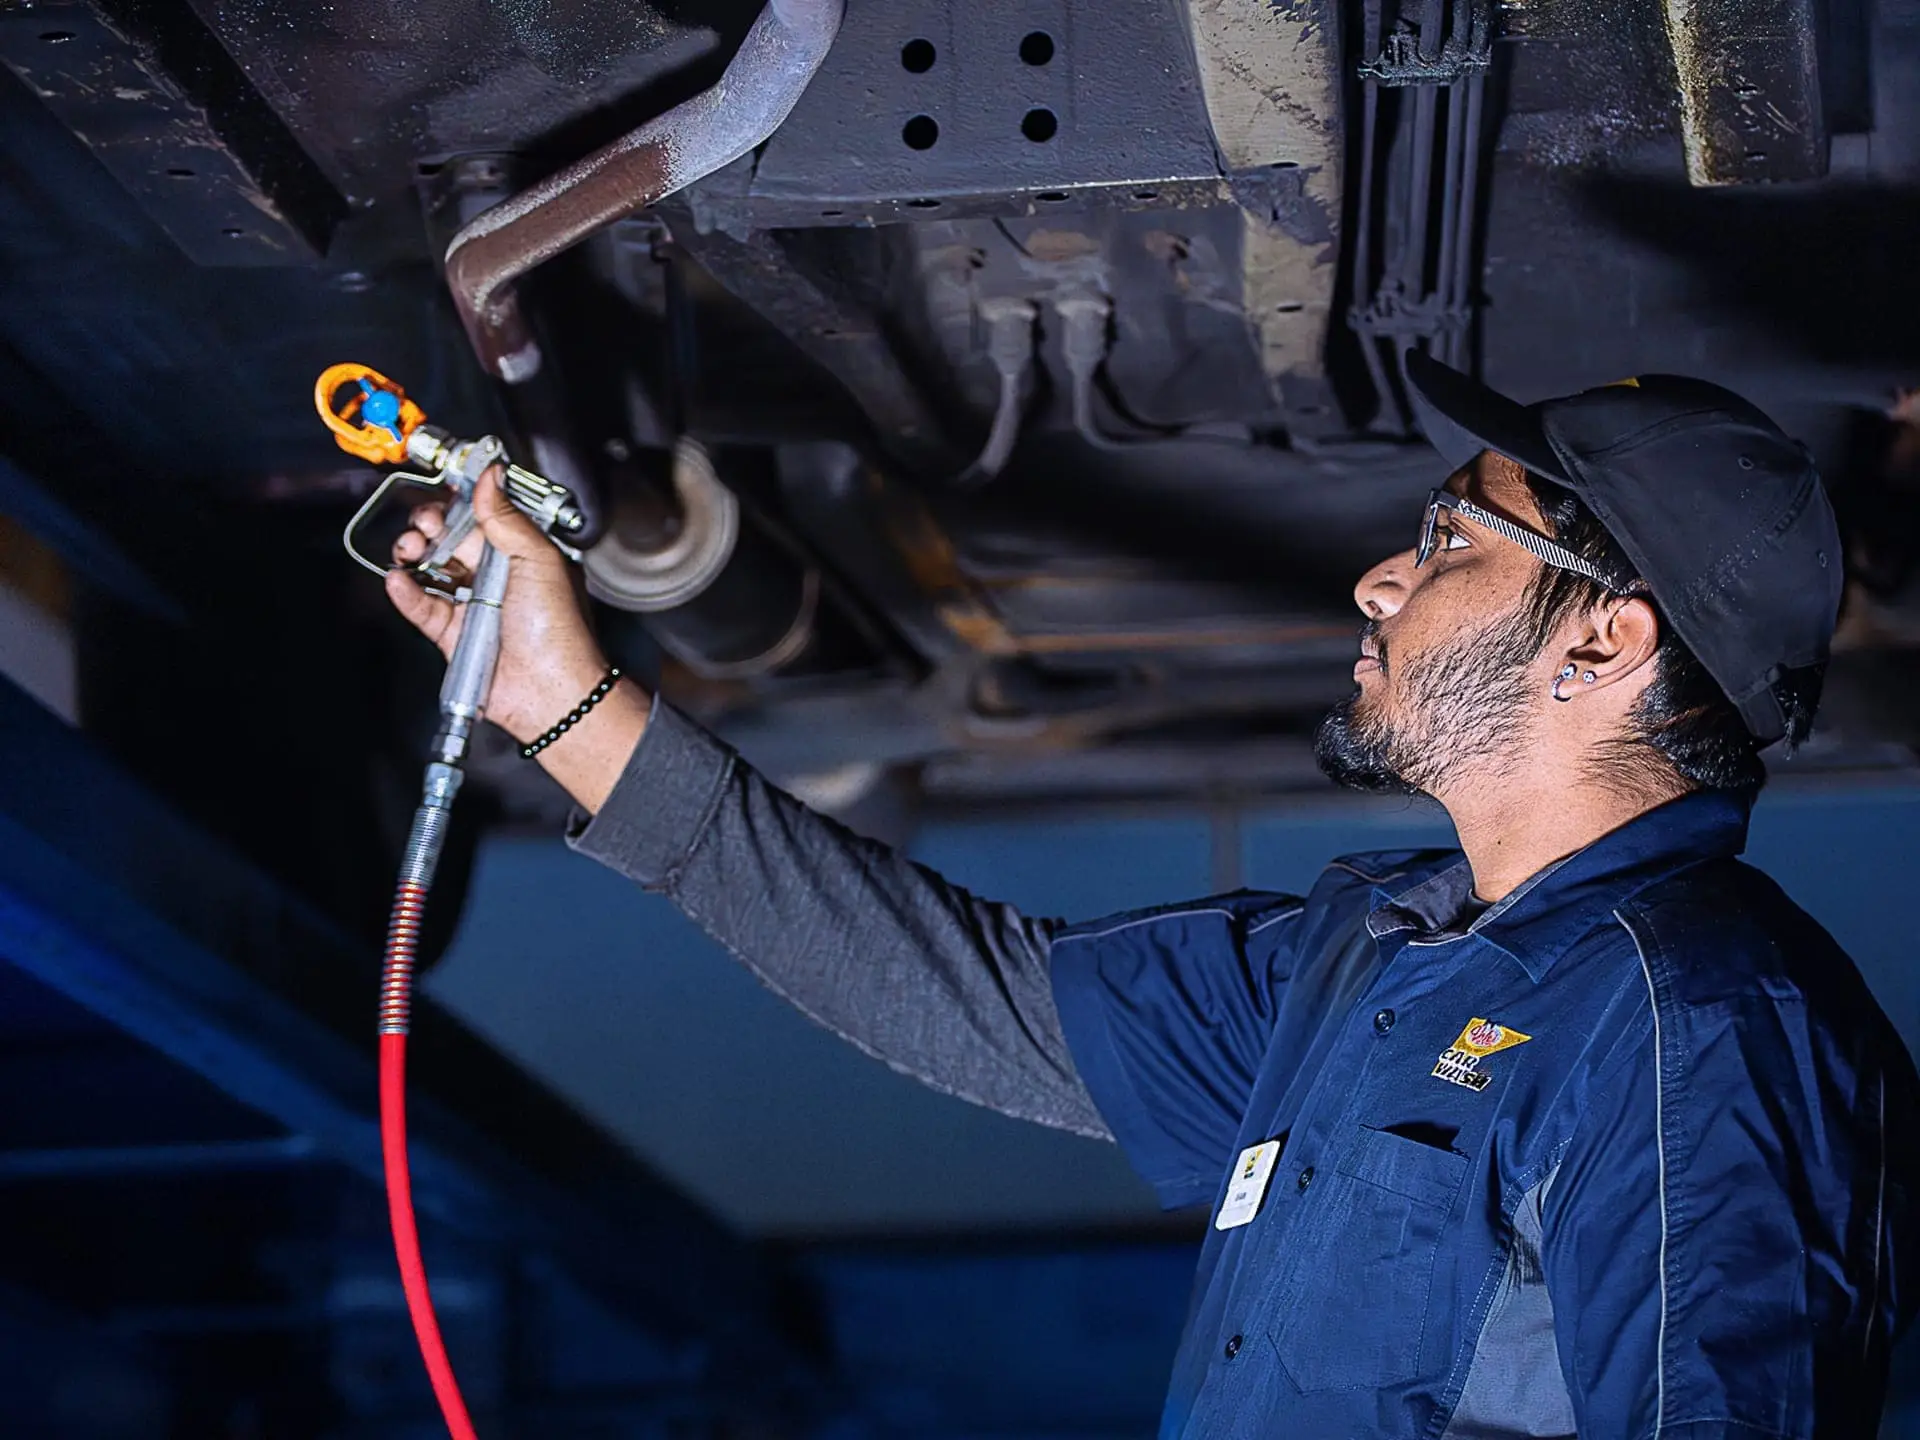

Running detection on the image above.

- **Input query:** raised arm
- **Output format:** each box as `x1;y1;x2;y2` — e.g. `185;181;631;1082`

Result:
383;470;1108;1138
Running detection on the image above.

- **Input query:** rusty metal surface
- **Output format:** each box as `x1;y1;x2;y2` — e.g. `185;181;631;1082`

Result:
178;0;755;205
1660;0;1827;185
0;0;341;264
1183;0;1344;403
444;0;844;380
1494;0;1682;169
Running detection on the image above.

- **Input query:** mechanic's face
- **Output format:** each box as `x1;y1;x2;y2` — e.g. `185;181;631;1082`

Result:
1315;452;1555;796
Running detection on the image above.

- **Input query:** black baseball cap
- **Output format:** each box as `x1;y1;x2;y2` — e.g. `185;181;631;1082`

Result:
1403;350;1841;745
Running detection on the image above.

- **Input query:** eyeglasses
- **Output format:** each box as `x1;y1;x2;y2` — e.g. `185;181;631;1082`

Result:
1416;489;1631;591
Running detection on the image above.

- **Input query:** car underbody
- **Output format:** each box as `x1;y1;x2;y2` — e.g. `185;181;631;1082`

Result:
2;0;1919;920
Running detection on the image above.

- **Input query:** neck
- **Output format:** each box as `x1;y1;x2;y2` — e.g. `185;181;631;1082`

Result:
1435;753;1691;902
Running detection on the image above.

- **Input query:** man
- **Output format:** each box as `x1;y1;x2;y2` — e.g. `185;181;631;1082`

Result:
388;354;1917;1437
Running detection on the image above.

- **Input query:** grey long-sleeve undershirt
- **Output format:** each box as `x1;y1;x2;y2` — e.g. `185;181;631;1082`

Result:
566;702;1113;1140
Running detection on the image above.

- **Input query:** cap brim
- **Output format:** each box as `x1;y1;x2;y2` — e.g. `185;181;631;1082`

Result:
1404;350;1575;486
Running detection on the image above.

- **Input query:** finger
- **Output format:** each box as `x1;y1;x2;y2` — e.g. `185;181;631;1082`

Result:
408;503;448;541
473;466;558;562
385;568;460;658
451;508;489;573
393;529;428;565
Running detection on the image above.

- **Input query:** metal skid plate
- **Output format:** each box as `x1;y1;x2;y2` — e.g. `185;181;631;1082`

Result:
0;0;339;264
722;0;1226;228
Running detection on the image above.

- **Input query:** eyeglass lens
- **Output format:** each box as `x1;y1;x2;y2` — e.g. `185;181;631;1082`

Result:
1416;494;1440;567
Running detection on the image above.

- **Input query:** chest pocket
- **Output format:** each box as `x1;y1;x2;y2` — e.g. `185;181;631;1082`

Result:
1266;1125;1468;1393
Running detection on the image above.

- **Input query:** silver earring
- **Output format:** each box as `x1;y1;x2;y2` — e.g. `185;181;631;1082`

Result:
1582;670;1597;685
1552;663;1577;702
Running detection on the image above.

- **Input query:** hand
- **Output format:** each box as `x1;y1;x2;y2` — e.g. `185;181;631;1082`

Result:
385;469;650;811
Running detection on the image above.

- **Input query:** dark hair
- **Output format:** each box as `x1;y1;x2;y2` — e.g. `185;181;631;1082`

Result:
1519;475;1819;798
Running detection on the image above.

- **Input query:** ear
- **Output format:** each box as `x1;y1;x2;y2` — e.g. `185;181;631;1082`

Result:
1562;594;1661;696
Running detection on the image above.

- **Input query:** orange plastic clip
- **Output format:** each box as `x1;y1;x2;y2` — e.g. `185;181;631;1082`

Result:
315;363;428;465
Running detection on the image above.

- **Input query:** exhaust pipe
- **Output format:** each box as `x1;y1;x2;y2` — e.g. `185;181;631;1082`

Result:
444;0;844;381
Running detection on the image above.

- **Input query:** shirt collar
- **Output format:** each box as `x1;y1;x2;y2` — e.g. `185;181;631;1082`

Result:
1365;788;1752;982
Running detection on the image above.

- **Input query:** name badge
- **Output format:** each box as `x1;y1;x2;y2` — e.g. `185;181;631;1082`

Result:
1215;1140;1282;1230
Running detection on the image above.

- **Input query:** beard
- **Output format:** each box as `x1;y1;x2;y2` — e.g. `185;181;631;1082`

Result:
1315;605;1543;796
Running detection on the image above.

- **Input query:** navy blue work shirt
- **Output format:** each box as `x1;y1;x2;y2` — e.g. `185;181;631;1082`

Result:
1050;791;1919;1438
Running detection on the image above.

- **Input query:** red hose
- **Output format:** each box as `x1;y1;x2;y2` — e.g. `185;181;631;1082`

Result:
381;882;480;1440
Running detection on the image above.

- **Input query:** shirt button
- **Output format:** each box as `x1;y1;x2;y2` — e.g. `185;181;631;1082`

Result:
1374;1008;1396;1035
1224;1334;1242;1359
1297;1165;1315;1190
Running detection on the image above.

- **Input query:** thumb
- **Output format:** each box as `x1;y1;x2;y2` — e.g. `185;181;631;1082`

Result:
473;466;554;561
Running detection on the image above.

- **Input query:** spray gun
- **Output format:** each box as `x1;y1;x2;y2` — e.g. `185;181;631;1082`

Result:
314;363;590;1440
318;362;591;820
318;363;587;590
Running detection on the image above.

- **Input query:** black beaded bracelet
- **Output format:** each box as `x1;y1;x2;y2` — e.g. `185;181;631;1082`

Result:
521;668;622;759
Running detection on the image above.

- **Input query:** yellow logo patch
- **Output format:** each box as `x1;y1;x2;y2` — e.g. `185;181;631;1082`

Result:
1432;1018;1532;1091
1451;1018;1531;1057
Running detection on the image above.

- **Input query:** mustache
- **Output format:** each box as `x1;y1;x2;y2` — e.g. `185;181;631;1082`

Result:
1359;619;1387;673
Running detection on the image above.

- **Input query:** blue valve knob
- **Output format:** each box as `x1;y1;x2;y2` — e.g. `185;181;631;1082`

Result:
358;380;404;441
